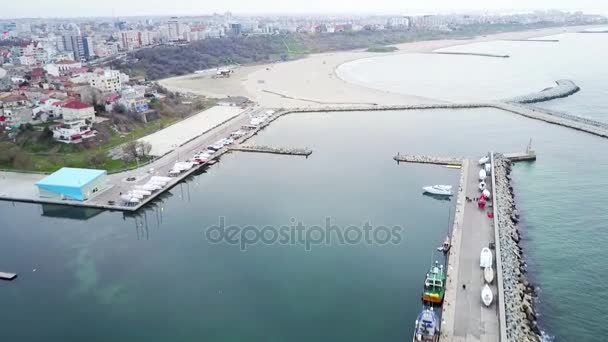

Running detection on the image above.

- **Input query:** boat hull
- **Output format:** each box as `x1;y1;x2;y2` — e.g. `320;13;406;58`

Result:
422;293;444;304
484;267;494;284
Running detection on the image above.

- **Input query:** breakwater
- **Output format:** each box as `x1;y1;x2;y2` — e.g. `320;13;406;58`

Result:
503;39;559;42
229;145;312;156
433;51;510;58
493;154;540;342
393;153;462;166
504;80;580;104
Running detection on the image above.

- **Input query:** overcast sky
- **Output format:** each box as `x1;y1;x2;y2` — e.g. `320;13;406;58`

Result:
2;0;608;19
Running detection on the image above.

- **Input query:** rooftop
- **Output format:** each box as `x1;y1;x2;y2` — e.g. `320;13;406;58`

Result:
62;99;93;110
36;168;106;188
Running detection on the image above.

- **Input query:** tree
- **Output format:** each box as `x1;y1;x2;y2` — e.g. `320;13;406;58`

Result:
139;141;152;157
122;141;138;162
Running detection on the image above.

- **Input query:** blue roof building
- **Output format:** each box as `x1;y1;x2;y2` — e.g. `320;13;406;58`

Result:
36;167;108;201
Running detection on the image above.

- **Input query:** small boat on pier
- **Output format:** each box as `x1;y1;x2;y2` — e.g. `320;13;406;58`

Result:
412;307;440;342
481;284;494;307
484;266;494;284
422;261;446;304
480;248;493;268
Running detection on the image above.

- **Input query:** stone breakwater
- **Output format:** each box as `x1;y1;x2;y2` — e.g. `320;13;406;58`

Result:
493;154;540;342
393;153;463;166
505;79;580;104
229;144;312;156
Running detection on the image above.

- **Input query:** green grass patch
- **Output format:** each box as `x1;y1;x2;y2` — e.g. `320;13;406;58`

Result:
366;46;399;53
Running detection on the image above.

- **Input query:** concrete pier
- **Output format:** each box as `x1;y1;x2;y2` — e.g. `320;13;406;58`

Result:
440;157;500;342
0;272;17;281
393;154;463;166
229;145;312;156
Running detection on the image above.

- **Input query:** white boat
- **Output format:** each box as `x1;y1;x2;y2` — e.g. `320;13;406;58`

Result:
482;189;491;199
478;181;486;191
479;156;489;165
484;163;492;175
422;185;453;196
479;169;487;181
484;266;494;284
128;192;143;200
480;247;493;268
412;308;440;342
481;284;493;307
132;189;151;197
151;176;172;182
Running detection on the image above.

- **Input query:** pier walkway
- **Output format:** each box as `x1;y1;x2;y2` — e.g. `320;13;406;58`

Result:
441;158;500;342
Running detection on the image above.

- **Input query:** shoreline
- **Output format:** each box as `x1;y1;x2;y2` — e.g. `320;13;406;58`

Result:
160;25;596;108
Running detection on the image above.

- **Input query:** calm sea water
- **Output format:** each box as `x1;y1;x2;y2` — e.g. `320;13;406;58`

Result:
337;31;608;123
336;32;608;341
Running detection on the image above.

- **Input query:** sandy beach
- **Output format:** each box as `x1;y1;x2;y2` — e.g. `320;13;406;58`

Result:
160;25;591;108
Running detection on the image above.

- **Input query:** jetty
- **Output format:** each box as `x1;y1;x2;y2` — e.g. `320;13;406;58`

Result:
504;79;580;104
0;272;17;281
228;145;312;157
433;51;510;58
393;154;462;166
503;39;559;42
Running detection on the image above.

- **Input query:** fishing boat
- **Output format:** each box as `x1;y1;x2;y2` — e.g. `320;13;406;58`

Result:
484;266;494;284
478;181;486;191
479;169;487;181
422;261;446;304
412;307;440;342
479;156;489;165
478;196;486;209
481;284;494;307
422;185;453;196
436;236;451;253
480;248;493;268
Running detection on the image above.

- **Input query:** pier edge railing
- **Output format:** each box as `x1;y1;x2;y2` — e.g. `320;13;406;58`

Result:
491;151;508;342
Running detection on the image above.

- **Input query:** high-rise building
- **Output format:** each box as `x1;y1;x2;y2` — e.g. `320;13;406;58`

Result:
62;35;87;61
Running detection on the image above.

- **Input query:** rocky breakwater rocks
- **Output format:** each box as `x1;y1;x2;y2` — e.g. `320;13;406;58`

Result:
393;154;463;166
505;79;580;104
494;154;540;342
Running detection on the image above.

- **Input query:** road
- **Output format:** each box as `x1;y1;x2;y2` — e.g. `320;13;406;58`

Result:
451;159;499;342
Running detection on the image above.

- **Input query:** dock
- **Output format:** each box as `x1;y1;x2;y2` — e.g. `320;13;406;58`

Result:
0;272;17;281
440;157;501;341
228;145;312;157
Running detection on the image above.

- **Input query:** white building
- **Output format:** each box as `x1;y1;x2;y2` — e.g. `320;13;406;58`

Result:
52;119;96;143
61;100;95;121
88;69;129;93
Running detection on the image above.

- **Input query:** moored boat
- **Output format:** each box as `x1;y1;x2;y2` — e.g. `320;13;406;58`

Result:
484;266;494;284
412;307;440;342
422;261;446;304
422;185;453;196
436;236;451;253
478;181;486;191
481;284;494;307
480;247;493;268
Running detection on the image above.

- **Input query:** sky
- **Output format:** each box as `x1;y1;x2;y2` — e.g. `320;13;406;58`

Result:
1;0;608;19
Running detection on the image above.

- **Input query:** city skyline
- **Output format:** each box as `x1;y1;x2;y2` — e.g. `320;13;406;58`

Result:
2;0;608;19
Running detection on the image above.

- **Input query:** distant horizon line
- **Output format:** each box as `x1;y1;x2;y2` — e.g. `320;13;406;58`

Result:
1;8;607;21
